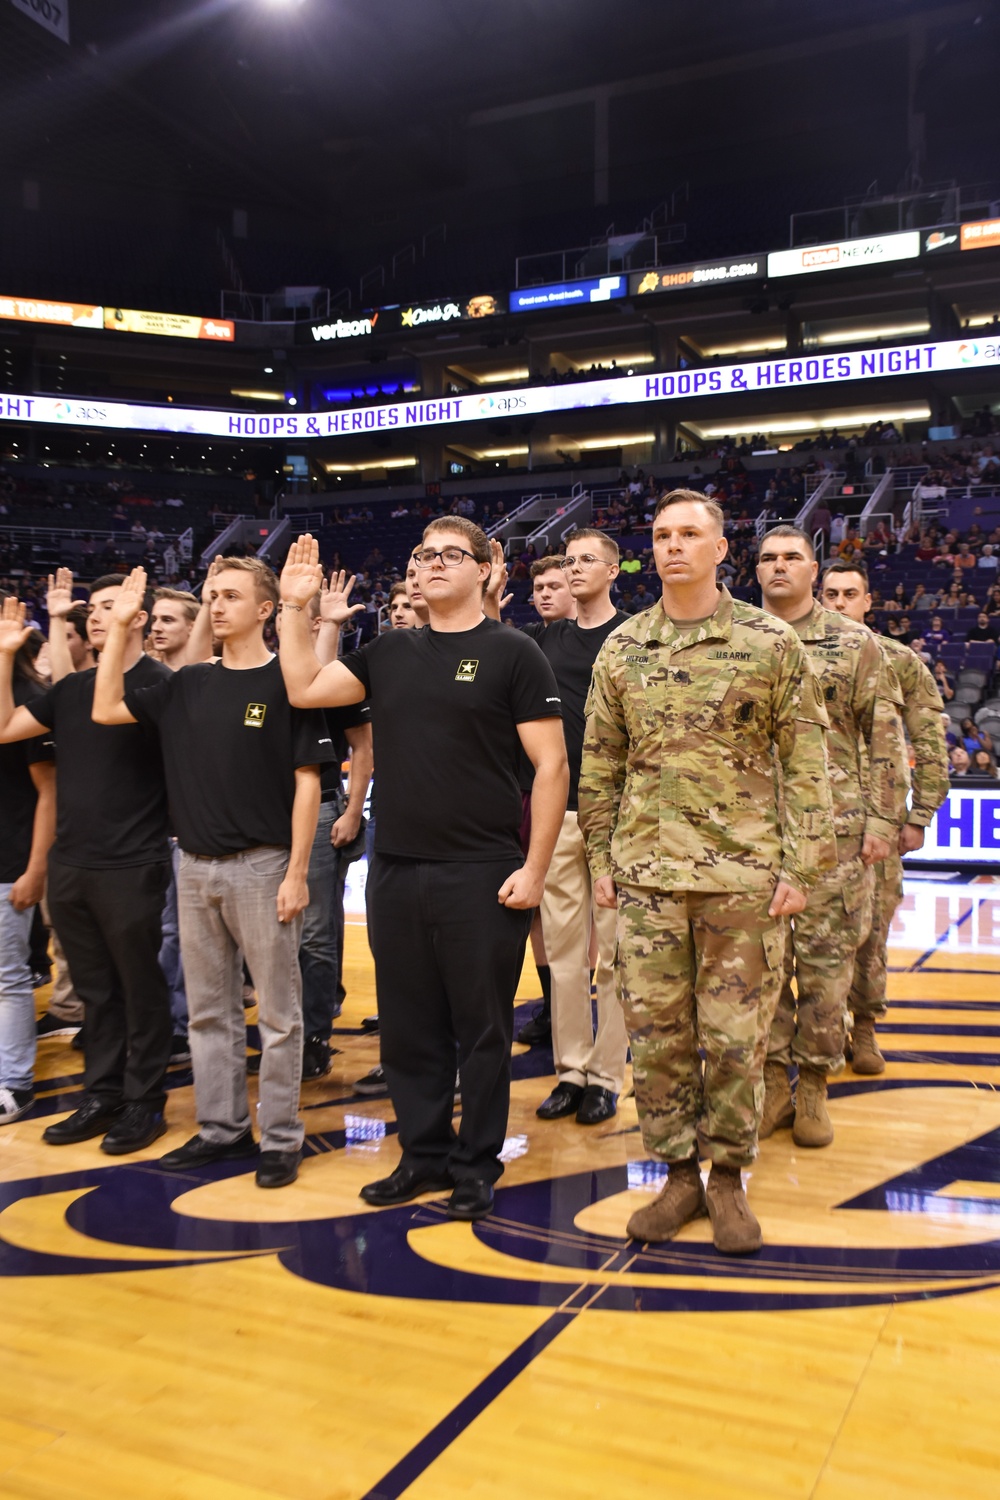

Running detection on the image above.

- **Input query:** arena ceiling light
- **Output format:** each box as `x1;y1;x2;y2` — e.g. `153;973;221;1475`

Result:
695;404;931;439
323;458;418;472
230;387;285;401
809;321;931;347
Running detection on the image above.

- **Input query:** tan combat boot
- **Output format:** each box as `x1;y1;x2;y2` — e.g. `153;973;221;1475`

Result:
705;1164;762;1255
793;1065;834;1147
759;1061;795;1138
850;1015;885;1075
626;1157;706;1242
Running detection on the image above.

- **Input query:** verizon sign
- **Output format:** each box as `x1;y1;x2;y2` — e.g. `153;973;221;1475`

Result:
768;231;920;278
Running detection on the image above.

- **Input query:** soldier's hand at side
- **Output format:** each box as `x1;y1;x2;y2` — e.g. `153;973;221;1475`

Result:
861;832;890;866
769;880;806;917
593;875;618;909
898;823;925;855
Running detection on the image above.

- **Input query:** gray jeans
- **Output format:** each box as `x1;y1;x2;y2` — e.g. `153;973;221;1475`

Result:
178;846;304;1153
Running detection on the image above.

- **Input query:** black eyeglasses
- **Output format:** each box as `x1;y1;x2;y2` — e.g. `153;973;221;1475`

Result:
412;547;479;569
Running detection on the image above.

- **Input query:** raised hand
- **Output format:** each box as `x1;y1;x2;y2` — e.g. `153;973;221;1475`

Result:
319;569;366;627
46;568;76;619
485;538;509;606
110;567;147;628
0;596;31;657
280;533;324;608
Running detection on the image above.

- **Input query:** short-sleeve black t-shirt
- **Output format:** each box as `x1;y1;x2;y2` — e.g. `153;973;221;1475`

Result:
27;655;170;869
321;700;371;802
342;618;561;860
0;679;55;883
125;655;336;857
520;613;629;809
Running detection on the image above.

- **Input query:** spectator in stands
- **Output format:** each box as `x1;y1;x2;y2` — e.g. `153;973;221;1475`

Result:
925;616;950;651
0;602;56;1125
838;528;863;561
910;583;932;613
910;636;933;666
949;745;972;777
619;549;641;579
956;544;977;571
0;573;173;1155
891;583;909;609
969;611;999;643
979;544;999;572
960;718;985;754
986;585;1000;618
914;534;938;563
866;521;890;551
973;749;999;778
933;660;955;703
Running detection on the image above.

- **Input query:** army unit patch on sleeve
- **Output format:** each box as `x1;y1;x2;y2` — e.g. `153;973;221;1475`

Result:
244;703;267;727
455;659;479;682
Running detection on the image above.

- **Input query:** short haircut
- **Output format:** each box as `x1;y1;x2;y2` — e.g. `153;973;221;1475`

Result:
88;574;125;597
760;524;814;556
822;558;870;586
65;604;90;638
423;515;490;565
652;488;724;533
152;587;198;623
530;554;565;580
388;581;410;604
566;527;620;564
213;555;280;610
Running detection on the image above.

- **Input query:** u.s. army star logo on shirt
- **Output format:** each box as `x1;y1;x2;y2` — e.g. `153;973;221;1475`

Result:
244;703;267;727
455;659;479;683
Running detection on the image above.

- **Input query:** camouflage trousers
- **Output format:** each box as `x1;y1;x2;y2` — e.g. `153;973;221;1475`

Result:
849;851;904;1021
767;859;873;1073
616;886;785;1169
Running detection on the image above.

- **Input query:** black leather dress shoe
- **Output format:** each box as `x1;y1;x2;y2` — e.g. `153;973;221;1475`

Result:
360;1164;453;1206
159;1128;258;1172
516;1004;552;1046
256;1149;301;1188
447;1179;494;1220
576;1085;618;1125
536;1082;585;1120
42;1095;124;1145
100;1103;167;1155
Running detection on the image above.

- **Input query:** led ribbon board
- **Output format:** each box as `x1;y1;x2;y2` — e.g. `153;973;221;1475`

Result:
0;336;997;440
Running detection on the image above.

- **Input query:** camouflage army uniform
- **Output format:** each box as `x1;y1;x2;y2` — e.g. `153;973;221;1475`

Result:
850;634;949;1019
768;602;910;1073
578;588;836;1169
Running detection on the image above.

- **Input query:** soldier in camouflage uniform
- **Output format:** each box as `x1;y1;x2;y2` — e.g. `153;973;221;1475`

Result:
756;527;909;1146
578;491;836;1256
820;559;950;1072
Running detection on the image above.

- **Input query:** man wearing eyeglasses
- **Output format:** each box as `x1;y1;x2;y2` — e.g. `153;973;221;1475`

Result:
532;530;631;1127
278;519;569;1221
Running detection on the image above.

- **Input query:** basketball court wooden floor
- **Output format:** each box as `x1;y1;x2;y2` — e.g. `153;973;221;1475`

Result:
2;872;1000;1500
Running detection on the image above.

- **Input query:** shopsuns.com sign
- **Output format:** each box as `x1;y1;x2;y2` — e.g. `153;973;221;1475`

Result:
0;336;997;441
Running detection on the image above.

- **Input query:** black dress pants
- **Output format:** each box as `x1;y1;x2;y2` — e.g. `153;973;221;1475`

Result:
47;855;171;1110
367;854;531;1184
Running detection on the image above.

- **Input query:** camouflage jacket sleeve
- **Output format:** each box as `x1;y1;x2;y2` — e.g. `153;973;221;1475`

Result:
772;640;837;891
898;652;950;826
853;632;910;842
578;643;628;881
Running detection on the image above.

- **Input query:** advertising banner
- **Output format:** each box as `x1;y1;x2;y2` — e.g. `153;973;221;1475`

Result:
961;219;1000;251
630;257;764;296
903;785;1000;869
768;231;920;278
0;295;102;330
8;0;69;44
509;276;626;313
922;227;961;255
0;334;997;441
300;293;503;345
104;308;234;341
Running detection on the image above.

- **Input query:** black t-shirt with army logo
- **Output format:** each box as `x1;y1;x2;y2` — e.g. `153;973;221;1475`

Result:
125;655;335;857
342;617;561;861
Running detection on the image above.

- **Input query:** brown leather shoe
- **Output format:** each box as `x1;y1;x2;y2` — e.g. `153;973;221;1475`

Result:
759;1060;795;1139
705;1163;762;1255
626;1157;706;1242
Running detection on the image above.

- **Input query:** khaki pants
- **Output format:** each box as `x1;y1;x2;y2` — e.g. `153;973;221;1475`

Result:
41;893;83;1024
540;811;628;1094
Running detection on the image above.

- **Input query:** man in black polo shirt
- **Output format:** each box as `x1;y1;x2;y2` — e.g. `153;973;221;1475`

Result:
279;521;568;1220
93;558;332;1189
533;528;631;1126
0;575;172;1154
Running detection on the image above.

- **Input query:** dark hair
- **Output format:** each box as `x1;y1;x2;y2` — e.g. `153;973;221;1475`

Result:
760;524;814;556
388;581;410;604
823;558;871;586
422;515;490;565
65;604;90;638
529;554;565;580
88;572;154;622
